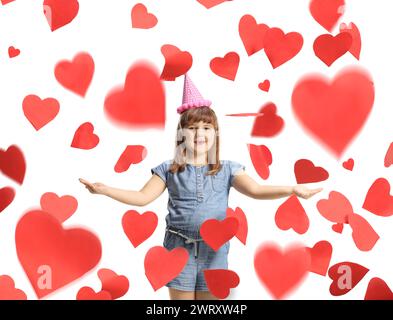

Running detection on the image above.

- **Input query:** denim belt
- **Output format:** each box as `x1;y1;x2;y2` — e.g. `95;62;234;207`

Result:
165;227;203;258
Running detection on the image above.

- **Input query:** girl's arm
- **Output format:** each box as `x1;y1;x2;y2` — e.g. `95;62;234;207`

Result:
231;171;323;200
79;175;166;206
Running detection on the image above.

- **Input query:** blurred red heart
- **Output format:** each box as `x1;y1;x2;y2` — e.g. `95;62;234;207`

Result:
317;191;353;223
239;15;269;56
131;3;157;29
362;178;393;217
306;241;332;276
115;145;147;173
247;144;272;180
251;103;284;137
348;213;379;251
275;195;309;235
313;33;352;66
328;262;369;296
44;0;79;32
340;22;361;60
76;287;112;300
0;275;27;300
160;45;192;81
342;158;354;171
0;145;26;185
122;210;158;248
0;187;15;214
364;278;393;300
294;159;329;184
98;269;129;300
210;52;240;81
71;122;99;150
204;269;240;299
200;217;238;251
22;95;60;131
40;192;78;223
226;207;248;245
309;0;345;32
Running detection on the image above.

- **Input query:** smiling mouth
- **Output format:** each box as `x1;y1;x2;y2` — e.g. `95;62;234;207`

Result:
194;139;206;145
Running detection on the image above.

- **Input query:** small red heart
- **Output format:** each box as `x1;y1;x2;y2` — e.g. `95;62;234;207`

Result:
313;33;352;66
309;0;345;32
247;144;272;180
200;217;238;251
54;52;94;97
239;15;269;56
131;3;157;29
275;195;309;235
122;210;158;248
98;268;129;300
264;28;303;69
362;178;393;217
197;0;230;9
204;269;240;299
258;80;270;92
22;95;60;131
0;275;27;300
348;213;379;251
0;145;26;185
254;243;311;299
160;44;193;81
364;278;393;300
210;52;240;81
226;207;248;245
294;159;329;184
71;122;99;150
15;210;102;299
332;223;344;234
342;158;354;171
76;287;112;300
317;191;353;223
340;22;362;60
8;46;20;58
251;102;284;137
115;145;147;173
0;187;15;214
306;241;332;276
384;142;393;168
328;262;369;296
144;246;189;291
43;0;79;32
40;192;78;223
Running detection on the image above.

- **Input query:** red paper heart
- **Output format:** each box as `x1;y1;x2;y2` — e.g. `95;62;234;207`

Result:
264;28;303;69
105;62;166;128
131;3;157;29
340;22;361;60
210;52;240;81
313;33;352;66
1;0;15;5
275;195;309;235
200;217;238;251
71;122;99;150
160;45;193;81
317;191;353;223
292;68;374;158
98;269;129;300
254;243;311;299
332;223;344;234
328;262;369;296
144;246;189;291
384;142;393;168
294;159;329;184
76;287;112;300
197;0;230;9
306;241;332;276
54;52;94;97
40;192;78;223
43;0;79;32
342;158;354;171
8;46;20;58
204;269;240;299
238;14;269;56
364;278;393;300
122;210;158;248
0;187;15;214
0;275;27;300
226;207;248;245
247;144;272;180
15;210;102;299
0;145;26;185
348;213;379;251
115;145;147;173
251;103;284;137
22;95;60;131
258;80;270;92
363;178;393;217
309;0;345;32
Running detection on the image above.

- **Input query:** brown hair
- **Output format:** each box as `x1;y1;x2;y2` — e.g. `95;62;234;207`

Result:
169;106;222;176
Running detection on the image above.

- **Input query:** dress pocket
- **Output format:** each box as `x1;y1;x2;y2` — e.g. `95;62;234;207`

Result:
211;174;226;192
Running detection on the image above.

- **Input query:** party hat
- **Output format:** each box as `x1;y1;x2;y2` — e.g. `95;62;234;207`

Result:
177;74;212;114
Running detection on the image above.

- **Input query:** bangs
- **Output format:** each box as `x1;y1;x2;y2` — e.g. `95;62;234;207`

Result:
180;107;217;127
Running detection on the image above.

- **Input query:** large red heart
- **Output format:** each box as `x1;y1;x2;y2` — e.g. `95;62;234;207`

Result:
340;22;362;60
264;28;303;69
0;145;26;185
238;14;269;56
210;52;240;81
384;143;393;168
251;103;284;137
43;0;79;32
114;145;147;173
294;159;329;184
364;278;393;300
40;192;78;223
254;243;311;299
131;3;157;29
76;287;112;300
105;62;166;128
144;246;189;291
247;144;272;180
306;241;332;276
15;210;102;299
309;0;345;32
54;52;94;97
160;45;193;81
348;213;379;251
0;187;15;214
328;262;369;296
204;269;240;299
22;95;60;131
317;191;353;223
71;122;99;150
292;68;375;158
200;217;238;251
0;275;27;300
313;33;352;66
122;210;158;248
275;195;309;235
362;178;393;217
98;268;129;300
226;207;248;245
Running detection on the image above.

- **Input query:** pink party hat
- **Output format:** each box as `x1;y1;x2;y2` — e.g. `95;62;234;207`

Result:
177;74;212;114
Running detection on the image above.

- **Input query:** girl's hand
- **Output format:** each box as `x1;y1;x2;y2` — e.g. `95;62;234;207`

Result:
292;185;323;199
79;178;108;195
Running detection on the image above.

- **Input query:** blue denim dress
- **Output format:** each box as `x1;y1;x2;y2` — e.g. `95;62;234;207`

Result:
151;159;245;291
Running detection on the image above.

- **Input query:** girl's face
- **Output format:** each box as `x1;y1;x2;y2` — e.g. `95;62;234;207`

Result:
182;121;217;154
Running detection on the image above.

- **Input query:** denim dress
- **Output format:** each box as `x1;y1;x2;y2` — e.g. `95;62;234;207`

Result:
150;159;245;291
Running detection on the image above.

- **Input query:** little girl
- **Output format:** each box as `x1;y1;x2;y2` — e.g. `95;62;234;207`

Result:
79;74;322;300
